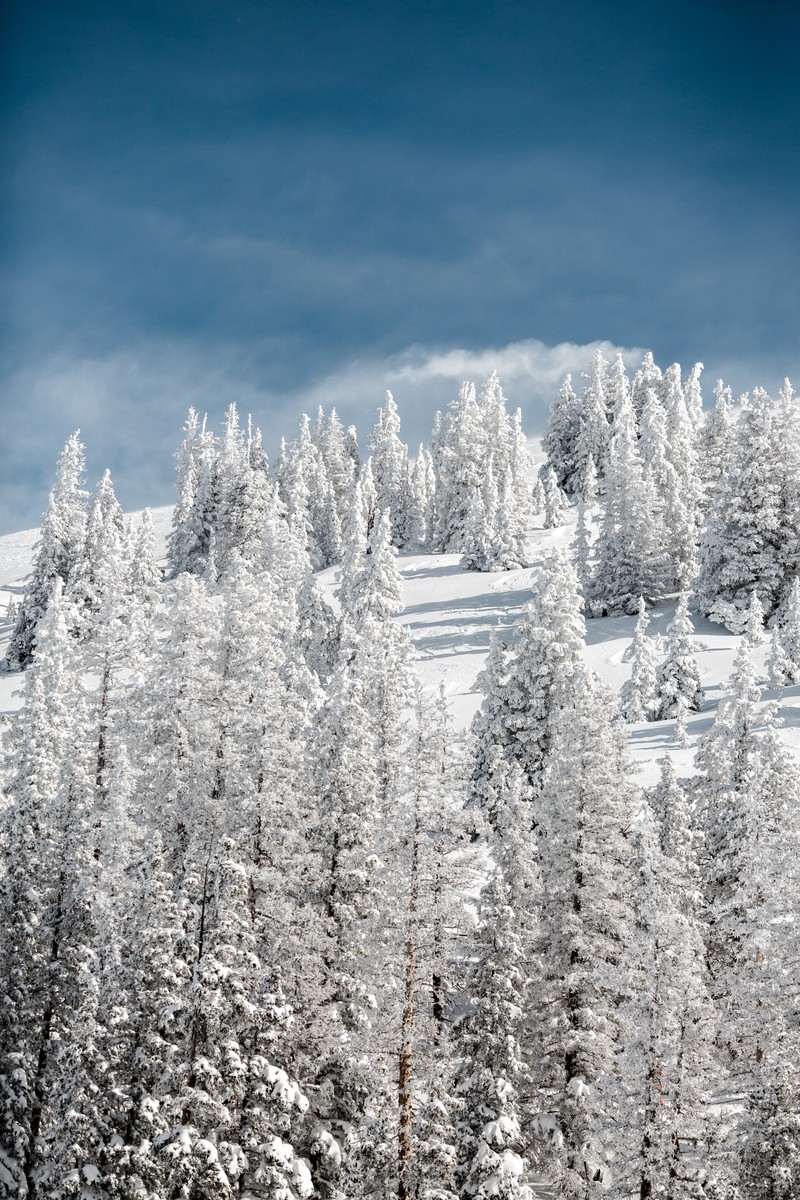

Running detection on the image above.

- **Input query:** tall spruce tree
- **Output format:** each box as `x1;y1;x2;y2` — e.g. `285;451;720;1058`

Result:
6;432;89;669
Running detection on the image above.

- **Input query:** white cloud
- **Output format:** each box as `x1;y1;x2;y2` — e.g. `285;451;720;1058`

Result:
290;338;648;442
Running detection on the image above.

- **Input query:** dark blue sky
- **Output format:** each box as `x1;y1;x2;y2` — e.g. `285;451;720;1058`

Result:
1;0;798;531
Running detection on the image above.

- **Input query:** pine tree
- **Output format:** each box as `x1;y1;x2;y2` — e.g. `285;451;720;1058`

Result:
533;669;637;1195
468;549;587;817
739;1062;800;1199
695;385;800;629
572;495;593;605
572;350;610;494
459;488;492;573
684;361;705;428
6;432;89;669
542;467;567;529
371;392;414;548
0;580;113;1198
662;364;702;591
591;394;668;613
432;383;486;553
508;408;534;536
698;381;734;506
631;351;663;427
410;445;437;548
488;479;526;572
743;589;766;648
766;575;800;686
620;598;660;721
322;408;358;524
151;838;313;1199
453;875;534;1200
543;375;582;493
617;801;712;1200
66;469;127;644
397;688;469;1200
167;409;217;578
211;402;249;574
695;645;800;1095
655;595;704;719
0;583;82;1193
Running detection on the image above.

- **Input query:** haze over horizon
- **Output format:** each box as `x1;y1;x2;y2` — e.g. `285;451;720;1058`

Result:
2;0;798;533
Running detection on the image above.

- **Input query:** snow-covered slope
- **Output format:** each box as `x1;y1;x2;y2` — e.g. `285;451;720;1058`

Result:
2;506;798;787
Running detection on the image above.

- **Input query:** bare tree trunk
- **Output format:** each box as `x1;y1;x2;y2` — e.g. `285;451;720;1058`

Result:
398;782;421;1199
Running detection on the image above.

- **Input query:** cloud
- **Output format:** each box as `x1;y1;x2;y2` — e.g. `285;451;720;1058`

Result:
291;338;649;446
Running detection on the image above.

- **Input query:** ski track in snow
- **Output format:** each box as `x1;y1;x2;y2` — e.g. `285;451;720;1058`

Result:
1;504;798;790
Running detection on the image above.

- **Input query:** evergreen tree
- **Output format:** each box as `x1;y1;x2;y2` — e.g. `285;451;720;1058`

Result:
620;598;660;721
432;383;486;553
684;361;705;429
534;669;637;1195
410;446;437;547
542;467;567;529
543;375;582;493
488;479;526;572
6;432;88;669
631;351;663;426
695;385;800;629
322;408;358;524
66;470;127;643
739;1062;800;1200
469;549;586;821
617;801;712;1200
698;381;734;506
661;364;702;590
766;576;800;686
453;875;534;1200
655;595;704;719
572;350;610;494
695;646;800;1090
167;409;217;578
591;394;668;613
371;392;414;548
459;488;493;573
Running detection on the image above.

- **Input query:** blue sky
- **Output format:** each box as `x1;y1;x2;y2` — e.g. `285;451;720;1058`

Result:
1;0;798;532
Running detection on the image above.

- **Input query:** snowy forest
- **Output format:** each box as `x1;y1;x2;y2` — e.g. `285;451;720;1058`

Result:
1;351;799;1200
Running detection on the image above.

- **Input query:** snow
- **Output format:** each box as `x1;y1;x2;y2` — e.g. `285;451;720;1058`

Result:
2;503;798;792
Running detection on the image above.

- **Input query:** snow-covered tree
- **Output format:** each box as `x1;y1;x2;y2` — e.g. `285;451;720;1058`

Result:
631;351;663;426
432;383;486;553
591;394;668;613
542;467;567;529
695;644;800;1096
698;380;734;506
655;595;704;719
453;874;534;1200
534;668;637;1195
620;598;660;721
616;800;713;1199
6;432;88;669
459;486;493;573
543;374;582;493
371;392;414;547
695;384;800;629
572;350;610;494
469;549;587;828
167;409;217;577
766;576;800;686
410;445;437;547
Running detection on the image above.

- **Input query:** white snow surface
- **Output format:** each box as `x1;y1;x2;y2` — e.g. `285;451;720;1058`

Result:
2;504;799;789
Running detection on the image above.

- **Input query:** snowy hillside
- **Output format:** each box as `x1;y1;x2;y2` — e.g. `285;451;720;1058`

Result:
3;505;798;783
